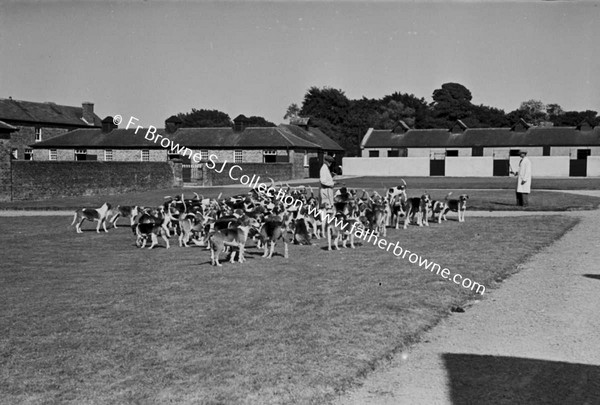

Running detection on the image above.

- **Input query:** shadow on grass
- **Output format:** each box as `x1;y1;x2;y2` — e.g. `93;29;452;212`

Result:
583;274;600;281
443;353;600;404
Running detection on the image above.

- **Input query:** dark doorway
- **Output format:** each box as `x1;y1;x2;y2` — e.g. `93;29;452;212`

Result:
493;160;510;176
570;149;590;177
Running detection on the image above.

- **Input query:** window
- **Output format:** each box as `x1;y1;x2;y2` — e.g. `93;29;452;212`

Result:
303;150;309;167
472;147;484;157
105;150;113;161
49;149;57;161
24;148;33;160
75;149;87;161
509;149;521;156
543;146;551;156
11;148;18;159
263;149;277;163
234;150;242;163
446;150;459;157
369;150;379;158
141;150;150;162
35;128;42;142
387;149;400;157
167;151;180;161
577;149;591;160
200;150;209;161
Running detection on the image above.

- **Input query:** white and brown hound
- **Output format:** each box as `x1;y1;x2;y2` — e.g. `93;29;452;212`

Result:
443;194;469;222
110;205;140;229
71;202;112;233
403;194;432;229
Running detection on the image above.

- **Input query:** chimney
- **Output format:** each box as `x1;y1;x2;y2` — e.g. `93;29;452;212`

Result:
233;114;248;132
82;102;95;125
101;116;117;133
165;115;183;134
290;117;310;131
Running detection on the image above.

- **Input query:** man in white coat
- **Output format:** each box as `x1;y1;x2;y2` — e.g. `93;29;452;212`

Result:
320;155;336;208
512;151;532;207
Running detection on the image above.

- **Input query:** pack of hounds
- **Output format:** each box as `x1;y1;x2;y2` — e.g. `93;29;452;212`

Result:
70;180;469;266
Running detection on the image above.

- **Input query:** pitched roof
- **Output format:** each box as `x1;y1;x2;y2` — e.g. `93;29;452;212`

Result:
29;125;329;150
363;126;600;148
0;98;102;127
280;124;344;152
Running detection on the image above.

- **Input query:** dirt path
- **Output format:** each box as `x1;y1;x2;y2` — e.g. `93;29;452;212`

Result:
336;198;600;404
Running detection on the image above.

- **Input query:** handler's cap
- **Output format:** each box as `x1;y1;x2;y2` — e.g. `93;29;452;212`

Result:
324;155;334;163
520;150;528;155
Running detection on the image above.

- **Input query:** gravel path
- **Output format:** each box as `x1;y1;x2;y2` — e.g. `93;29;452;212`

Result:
337;194;600;404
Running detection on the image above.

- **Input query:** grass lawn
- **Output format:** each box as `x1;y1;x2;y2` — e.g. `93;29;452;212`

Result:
0;214;578;404
1;179;600;212
338;176;600;190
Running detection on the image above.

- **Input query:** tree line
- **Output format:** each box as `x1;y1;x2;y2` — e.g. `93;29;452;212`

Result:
174;83;599;156
285;83;600;155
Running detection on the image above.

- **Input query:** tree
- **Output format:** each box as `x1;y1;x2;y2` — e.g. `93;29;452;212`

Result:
432;82;473;105
430;82;475;127
284;103;301;121
300;86;351;125
546;103;564;117
375;100;416;129
550;110;599;127
176;108;232;127
244;116;276;127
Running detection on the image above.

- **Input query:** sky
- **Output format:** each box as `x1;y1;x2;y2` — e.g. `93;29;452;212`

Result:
1;0;599;127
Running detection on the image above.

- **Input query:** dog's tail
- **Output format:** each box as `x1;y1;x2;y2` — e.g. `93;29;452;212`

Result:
444;192;453;201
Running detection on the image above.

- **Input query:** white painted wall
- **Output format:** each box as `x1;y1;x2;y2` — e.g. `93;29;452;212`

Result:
510;156;570;177
343;157;430;176
345;156;576;177
587;156;600;177
445;157;493;177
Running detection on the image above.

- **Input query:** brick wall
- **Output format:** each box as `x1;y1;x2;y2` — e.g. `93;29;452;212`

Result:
32;148;168;162
0;138;11;202
11;126;70;159
10;161;181;201
204;162;294;186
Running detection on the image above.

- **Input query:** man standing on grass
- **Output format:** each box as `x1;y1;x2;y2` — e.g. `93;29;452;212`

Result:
320;155;335;208
512;151;532;207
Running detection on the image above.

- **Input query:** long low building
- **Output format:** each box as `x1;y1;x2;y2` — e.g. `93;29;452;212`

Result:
351;119;600;177
29;115;344;182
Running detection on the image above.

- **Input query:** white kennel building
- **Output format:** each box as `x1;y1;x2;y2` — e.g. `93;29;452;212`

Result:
347;119;600;177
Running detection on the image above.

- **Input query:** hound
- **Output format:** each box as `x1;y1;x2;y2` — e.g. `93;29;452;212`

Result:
259;218;290;259
71;202;112;233
208;218;259;266
403;194;432;229
292;216;312;245
135;221;170;249
109;205;140;229
385;179;407;225
178;213;206;247
443;194;469;222
430;193;453;224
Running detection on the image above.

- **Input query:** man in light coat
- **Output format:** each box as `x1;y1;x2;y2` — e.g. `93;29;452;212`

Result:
512;151;532;207
320;155;335;208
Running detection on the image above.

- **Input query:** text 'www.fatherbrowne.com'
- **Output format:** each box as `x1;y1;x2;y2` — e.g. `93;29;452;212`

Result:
121;115;486;295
